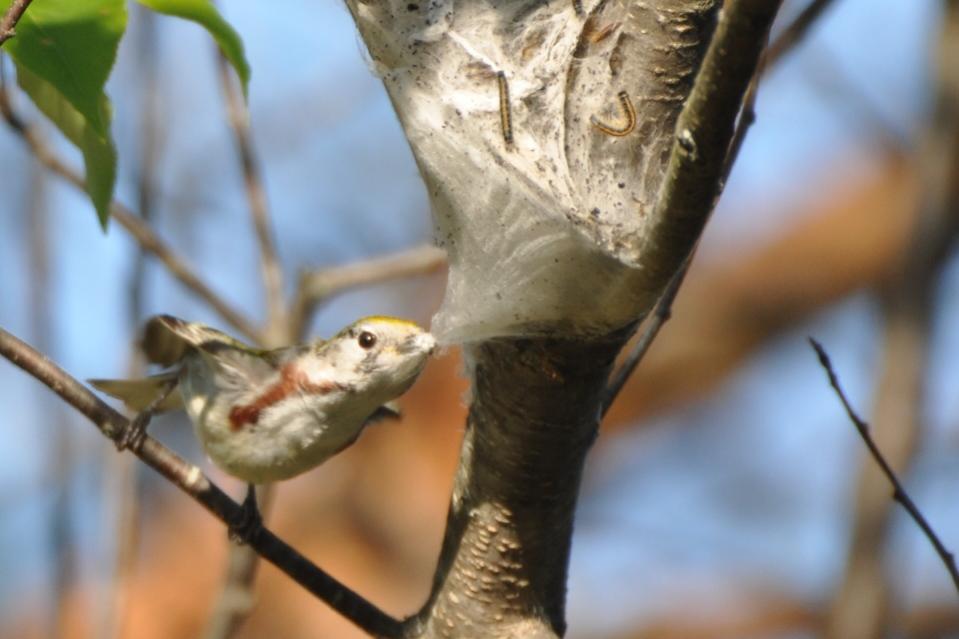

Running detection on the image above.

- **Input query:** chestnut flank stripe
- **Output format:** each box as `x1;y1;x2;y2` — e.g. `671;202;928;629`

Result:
229;364;344;430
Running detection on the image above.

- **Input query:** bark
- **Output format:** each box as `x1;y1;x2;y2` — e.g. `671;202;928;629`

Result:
409;332;630;638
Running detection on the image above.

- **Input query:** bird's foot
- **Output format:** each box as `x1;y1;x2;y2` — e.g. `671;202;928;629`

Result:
115;379;177;453
116;410;151;453
228;484;263;544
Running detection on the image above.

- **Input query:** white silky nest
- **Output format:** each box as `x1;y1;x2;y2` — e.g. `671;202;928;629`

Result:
351;0;706;342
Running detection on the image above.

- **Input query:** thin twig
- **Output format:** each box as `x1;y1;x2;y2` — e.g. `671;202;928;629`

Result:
727;0;842;180
0;0;34;46
113;204;262;342
216;51;285;336
601;256;689;417
805;45;909;154
290;244;446;339
0;84;263;344
824;5;959;634
0;326;404;639
721;35;766;186
809;338;959;595
204;528;267;639
766;0;840;67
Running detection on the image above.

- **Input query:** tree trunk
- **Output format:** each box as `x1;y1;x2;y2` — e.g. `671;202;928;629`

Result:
410;333;629;638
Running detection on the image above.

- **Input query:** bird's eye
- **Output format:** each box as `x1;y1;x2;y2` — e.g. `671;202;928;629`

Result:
358;331;377;349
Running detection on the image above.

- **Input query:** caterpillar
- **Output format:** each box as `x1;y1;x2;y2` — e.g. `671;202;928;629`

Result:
590;91;636;137
497;71;513;147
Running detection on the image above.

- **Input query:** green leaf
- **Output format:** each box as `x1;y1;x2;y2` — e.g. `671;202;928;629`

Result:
16;63;117;228
135;0;250;97
1;0;124;226
1;0;127;139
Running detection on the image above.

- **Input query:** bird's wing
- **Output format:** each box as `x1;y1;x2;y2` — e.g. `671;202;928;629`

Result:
89;372;183;412
366;400;402;425
141;315;254;366
193;341;285;391
152;315;295;392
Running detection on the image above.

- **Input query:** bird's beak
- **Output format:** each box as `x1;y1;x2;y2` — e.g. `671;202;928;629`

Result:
401;332;436;355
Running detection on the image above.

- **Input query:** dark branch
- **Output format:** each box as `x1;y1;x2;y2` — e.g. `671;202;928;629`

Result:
647;0;782;288
290;244;446;340
601;256;689;417
0;326;404;638
728;0;842;172
809;337;959;595
0;0;33;46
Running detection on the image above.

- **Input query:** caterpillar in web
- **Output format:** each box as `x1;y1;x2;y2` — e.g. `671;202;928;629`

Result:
590;91;636;137
497;71;513;147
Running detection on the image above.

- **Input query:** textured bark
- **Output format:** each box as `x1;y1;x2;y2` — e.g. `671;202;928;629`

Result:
410;332;630;638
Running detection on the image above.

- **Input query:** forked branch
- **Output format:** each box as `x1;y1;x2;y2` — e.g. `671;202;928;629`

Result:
0;0;34;45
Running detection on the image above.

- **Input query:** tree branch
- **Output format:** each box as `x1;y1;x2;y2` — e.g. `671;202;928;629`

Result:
645;0;783;288
289;244;446;340
0;0;33;46
216;51;286;337
0;326;404;639
601;256;688;417
0;85;263;344
809;338;959;595
23;145;76;639
766;0;840;66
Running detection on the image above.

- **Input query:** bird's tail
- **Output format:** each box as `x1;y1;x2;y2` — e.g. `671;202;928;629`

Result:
89;372;182;412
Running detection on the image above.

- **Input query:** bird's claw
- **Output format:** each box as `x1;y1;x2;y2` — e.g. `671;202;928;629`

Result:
116;411;151;453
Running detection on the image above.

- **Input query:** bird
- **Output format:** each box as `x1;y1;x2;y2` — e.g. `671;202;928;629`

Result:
91;314;436;537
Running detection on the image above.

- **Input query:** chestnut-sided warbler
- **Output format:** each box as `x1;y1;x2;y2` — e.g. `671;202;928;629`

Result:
91;315;436;485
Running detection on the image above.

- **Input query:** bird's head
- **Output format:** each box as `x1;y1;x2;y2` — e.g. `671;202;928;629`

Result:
309;316;436;402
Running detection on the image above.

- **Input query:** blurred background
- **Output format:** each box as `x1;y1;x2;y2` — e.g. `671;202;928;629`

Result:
1;0;958;637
